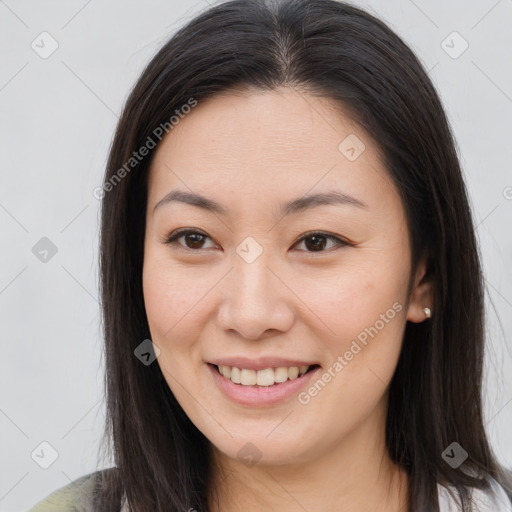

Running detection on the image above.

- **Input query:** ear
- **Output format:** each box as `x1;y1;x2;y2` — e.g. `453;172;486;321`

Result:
406;257;434;323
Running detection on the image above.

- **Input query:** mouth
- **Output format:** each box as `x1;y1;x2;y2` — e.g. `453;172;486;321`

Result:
207;361;322;406
209;363;321;388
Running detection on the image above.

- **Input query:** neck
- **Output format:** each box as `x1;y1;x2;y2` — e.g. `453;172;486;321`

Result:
207;399;409;512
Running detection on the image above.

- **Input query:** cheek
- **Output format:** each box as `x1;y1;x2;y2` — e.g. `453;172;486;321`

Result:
285;273;406;450
290;262;408;412
142;253;213;404
294;262;407;349
142;251;211;346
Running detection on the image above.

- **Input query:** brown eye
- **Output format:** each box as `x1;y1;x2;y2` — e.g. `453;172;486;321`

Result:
294;232;348;253
304;234;328;251
182;232;207;249
164;229;349;254
164;229;216;251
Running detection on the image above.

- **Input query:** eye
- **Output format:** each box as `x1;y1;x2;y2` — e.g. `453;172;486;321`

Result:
293;231;349;253
164;229;217;251
163;229;350;254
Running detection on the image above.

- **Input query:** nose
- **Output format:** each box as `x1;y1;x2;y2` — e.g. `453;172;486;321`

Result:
216;255;295;341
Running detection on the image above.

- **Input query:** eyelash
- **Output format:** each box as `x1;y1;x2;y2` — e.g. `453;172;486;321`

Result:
163;228;351;254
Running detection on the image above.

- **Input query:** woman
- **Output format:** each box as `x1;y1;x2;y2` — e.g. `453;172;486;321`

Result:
29;0;512;510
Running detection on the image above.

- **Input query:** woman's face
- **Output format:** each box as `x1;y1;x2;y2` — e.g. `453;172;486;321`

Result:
143;87;428;466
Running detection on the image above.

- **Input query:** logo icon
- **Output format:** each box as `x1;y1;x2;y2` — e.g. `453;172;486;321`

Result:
134;339;161;366
441;32;469;59
442;442;468;469
338;134;366;161
32;237;58;263
31;32;59;59
236;236;263;264
31;441;59;469
236;442;263;467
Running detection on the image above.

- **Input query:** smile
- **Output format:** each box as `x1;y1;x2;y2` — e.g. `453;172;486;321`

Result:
216;364;314;387
208;362;321;406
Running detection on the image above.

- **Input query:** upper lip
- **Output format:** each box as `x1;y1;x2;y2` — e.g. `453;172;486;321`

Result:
207;357;319;371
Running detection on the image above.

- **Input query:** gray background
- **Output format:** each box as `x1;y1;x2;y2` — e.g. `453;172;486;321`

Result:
1;0;511;510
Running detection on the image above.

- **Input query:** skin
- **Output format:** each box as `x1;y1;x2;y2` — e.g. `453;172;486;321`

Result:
142;86;433;511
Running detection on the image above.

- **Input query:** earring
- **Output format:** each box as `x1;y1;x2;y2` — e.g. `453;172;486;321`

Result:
423;307;432;319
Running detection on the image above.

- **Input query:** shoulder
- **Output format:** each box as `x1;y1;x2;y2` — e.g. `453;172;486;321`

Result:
438;477;512;511
28;469;113;512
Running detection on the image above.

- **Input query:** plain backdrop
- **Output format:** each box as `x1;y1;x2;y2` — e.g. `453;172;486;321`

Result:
1;0;511;510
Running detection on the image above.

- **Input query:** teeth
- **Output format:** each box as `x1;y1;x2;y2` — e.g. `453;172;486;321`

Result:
240;369;257;386
230;366;241;384
216;364;312;387
288;366;299;379
221;365;231;379
274;367;289;383
256;368;275;386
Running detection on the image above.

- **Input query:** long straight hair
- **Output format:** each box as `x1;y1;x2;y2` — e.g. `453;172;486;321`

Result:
95;1;511;510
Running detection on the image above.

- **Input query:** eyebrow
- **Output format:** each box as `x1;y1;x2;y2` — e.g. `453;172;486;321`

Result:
153;189;367;216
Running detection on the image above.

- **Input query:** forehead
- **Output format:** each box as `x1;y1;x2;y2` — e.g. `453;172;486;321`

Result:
147;87;395;212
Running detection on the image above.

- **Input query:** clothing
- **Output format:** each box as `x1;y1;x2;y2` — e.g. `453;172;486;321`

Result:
28;468;512;511
28;472;99;512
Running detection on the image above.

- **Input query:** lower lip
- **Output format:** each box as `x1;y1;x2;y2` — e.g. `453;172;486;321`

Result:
207;363;321;406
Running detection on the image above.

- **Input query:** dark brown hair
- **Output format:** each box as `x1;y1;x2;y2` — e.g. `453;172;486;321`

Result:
95;1;511;510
